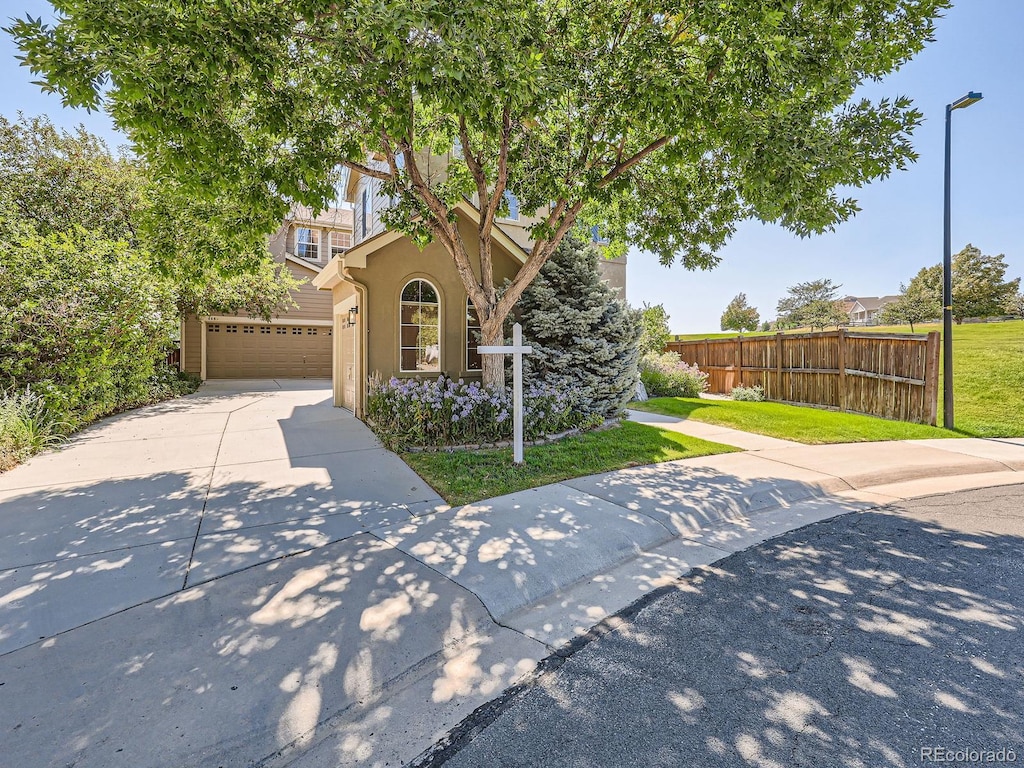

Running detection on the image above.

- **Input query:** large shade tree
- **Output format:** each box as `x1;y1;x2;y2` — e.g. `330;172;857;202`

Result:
11;0;948;387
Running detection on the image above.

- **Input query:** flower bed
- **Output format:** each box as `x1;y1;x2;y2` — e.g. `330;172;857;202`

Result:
366;374;601;450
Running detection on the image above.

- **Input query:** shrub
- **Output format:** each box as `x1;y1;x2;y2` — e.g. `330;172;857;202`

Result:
0;388;69;471
730;385;766;402
639;353;708;398
366;374;601;449
0;227;177;428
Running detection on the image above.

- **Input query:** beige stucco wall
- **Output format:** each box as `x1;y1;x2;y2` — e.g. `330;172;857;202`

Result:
596;254;627;297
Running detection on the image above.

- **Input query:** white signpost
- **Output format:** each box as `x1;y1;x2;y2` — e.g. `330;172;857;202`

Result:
478;322;533;464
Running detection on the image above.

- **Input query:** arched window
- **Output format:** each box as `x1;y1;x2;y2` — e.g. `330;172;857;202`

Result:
400;280;441;372
466;297;482;371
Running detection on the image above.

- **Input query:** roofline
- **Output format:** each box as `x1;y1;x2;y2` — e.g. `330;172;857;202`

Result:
284;253;324;273
313;201;528;291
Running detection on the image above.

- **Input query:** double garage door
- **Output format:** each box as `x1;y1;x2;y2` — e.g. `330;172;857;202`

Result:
206;321;332;378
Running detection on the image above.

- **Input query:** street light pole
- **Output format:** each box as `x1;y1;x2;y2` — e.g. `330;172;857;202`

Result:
942;91;982;430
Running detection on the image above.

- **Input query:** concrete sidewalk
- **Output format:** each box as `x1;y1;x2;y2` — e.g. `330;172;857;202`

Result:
1;383;1023;768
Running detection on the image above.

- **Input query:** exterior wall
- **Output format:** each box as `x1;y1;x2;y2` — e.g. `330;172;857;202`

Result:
182;315;203;376
283;261;333;321
280;207;354;267
596;254;627;297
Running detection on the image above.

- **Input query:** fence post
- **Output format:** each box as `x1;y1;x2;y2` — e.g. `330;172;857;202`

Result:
924;331;941;426
735;335;743;390
837;328;847;412
703;338;710;372
775;333;784;401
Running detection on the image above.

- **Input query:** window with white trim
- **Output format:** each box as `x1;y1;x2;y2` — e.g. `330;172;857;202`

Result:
330;230;351;256
295;227;320;260
502;191;520;220
360;189;368;238
400;280;441;372
466;298;482;371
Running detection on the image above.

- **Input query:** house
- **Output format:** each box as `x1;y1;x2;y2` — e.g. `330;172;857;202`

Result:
313;164;626;416
844;295;900;326
179;206;353;379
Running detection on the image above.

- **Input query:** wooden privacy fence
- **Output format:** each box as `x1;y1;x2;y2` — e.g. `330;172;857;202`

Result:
665;330;941;425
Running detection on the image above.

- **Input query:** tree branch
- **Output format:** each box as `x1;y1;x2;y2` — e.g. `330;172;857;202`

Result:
341;159;391;182
597;136;671;188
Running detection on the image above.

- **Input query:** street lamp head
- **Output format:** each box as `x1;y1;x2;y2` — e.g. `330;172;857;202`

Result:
950;91;983;110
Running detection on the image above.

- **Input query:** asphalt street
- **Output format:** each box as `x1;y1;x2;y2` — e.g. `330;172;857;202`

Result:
423;484;1024;768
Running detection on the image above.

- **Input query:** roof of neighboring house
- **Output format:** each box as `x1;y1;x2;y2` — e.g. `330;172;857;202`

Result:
288;204;354;230
848;295;900;312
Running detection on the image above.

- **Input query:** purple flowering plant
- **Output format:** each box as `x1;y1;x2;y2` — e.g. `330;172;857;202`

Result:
366;373;598;449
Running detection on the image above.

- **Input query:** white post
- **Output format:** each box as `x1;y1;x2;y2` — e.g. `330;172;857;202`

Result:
478;322;533;465
512;323;524;464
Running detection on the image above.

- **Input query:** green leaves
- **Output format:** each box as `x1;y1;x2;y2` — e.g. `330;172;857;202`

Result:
8;0;949;276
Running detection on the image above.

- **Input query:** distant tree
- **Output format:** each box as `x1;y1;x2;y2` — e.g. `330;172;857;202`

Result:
720;293;760;332
879;277;940;331
905;246;1020;324
638;303;671;356
776;279;843;328
802;299;850;331
760;320;772;332
1007;292;1024;320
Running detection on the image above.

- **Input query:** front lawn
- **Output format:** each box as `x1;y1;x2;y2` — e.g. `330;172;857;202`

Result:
402;420;737;506
671;320;1024;437
631;397;959;444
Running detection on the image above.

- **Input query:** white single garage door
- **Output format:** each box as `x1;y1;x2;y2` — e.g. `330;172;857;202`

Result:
206;321;332;378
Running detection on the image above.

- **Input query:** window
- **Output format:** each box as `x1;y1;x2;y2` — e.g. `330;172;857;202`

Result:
276;327;287;335
243;325;254;334
330;231;351;256
226;325;238;333
296;227;320;260
306;327;317;335
208;324;220;333
291;327;302;335
260;326;271;334
466;298;482;371
503;191;520;220
400;279;441;372
360;189;368;237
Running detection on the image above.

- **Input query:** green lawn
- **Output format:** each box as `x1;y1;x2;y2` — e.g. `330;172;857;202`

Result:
402;420;737;506
631;397;959;444
670;320;1024;437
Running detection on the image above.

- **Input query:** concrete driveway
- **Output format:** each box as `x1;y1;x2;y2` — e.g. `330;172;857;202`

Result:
0;380;446;656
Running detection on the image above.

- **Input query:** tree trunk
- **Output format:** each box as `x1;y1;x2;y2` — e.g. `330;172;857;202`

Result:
479;316;506;390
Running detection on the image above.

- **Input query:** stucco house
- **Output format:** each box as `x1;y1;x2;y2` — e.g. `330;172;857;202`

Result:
179;206;352;379
313;165;626;416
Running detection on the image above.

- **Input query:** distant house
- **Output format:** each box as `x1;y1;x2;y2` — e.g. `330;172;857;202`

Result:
180;205;353;380
844;295;900;326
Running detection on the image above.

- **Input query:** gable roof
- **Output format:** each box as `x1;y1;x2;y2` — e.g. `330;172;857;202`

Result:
314;201;527;291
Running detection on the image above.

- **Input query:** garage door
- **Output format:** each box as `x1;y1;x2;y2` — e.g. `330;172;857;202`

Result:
205;322;332;378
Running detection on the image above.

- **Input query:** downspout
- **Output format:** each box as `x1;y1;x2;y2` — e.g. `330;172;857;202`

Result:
343;267;370;420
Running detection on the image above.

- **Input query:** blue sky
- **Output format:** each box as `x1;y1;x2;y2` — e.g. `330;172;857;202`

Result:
3;1;1022;333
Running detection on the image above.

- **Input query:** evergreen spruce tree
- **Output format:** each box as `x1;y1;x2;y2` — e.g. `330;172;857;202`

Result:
517;234;641;418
